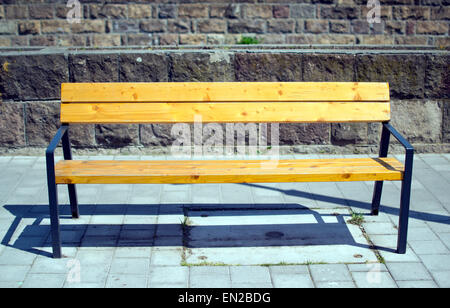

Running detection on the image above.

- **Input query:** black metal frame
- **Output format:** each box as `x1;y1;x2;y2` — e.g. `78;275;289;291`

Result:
371;122;414;254
46;124;79;258
45;121;413;258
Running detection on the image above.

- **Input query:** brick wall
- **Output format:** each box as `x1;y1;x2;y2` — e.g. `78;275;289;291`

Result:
0;1;449;48
0;47;448;154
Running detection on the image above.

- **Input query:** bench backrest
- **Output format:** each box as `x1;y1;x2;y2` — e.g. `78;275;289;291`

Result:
60;82;390;124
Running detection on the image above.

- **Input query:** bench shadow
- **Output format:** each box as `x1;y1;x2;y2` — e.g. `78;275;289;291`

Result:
2;202;374;258
241;183;450;225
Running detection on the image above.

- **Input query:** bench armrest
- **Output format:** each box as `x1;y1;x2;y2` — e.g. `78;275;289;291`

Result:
46;125;69;157
383;123;414;154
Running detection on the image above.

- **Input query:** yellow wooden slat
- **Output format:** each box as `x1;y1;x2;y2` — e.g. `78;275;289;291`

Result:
61;82;390;103
60;102;390;123
55;158;404;184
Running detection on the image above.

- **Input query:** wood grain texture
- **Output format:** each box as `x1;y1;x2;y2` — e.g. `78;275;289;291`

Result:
55;157;404;184
60;102;390;123
61;82;390;103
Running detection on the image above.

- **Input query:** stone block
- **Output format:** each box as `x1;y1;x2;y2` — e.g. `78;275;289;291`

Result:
25;101;60;146
0;54;68;100
331;123;368;145
0;102;25;146
178;5;208;18
273;5;289;18
197;19;227;34
128;4;152;19
68;124;96;148
69;53;119;82
267;20;295;33
416;21;448;34
179;34;205;45
235;53;302;82
29;4;54;19
169;52;234;82
243;4;273;19
302;54;355;82
140;20;166;33
95;124;139;148
390;100;443;144
356;54;426;99
71;20;105;34
443;102;450;143
89;4;127;19
290;4;316;18
279;123;330;145
228;20;265;34
119;53;168;82
425;54;450;99
18;21;40;35
140;124;176;147
158;5;176;19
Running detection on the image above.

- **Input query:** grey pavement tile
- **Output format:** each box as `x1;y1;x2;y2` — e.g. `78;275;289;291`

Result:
192;184;221;204
271;273;314;288
109;258;150;275
148;266;189;288
22;273;66;288
66;263;110;285
74;249;114;267
409;239;449;255
308;182;349;209
269;265;314;288
160;191;191;203
229;266;272;285
362;222;397;235
220;184;253;204
0;247;38;265
407;227;440;241
419;254;450;272
385;262;433;281
351;271;397;288
106;274;148;288
437;233;450;249
63;281;106;288
30;256;71;274
150;247;183;266
0;265;30;282
347;263;388;272
430;271;450;288
315;281;356;288
426;221;450;234
114;247;152;259
279;182;318;208
189;266;231;288
396;280;439;288
309;264;352;283
0;281;22;288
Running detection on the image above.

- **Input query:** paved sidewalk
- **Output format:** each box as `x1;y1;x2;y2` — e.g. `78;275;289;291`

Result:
0;154;449;288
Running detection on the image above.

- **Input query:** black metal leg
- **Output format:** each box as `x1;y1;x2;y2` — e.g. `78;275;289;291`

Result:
371;181;383;216
371;123;390;216
397;150;414;254
62;126;79;219
46;153;62;258
68;184;79;218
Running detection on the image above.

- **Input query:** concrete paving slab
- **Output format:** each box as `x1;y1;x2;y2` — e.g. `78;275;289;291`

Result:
0;154;449;288
184;207;377;265
351;271;397;288
148;266;189;288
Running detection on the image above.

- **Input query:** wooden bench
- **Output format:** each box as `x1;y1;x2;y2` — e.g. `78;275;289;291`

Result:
46;82;414;258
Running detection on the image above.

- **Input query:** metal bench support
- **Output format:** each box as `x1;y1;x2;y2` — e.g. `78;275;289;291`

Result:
371;122;414;254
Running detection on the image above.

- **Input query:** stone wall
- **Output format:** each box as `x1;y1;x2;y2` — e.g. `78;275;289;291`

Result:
0;46;448;155
0;0;449;48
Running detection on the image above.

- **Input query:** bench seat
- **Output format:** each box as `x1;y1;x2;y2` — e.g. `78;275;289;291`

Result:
55;157;404;185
